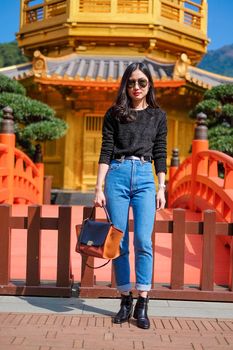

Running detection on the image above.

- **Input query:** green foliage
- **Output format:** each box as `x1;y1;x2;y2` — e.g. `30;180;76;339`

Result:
21;119;68;141
222;104;233;120
0;41;28;68
0;74;26;95
204;84;233;104
191;84;233;156
190;99;220;123
0;92;55;122
208;125;233;156
0;74;68;158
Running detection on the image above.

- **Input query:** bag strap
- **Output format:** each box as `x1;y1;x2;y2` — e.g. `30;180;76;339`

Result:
85;259;111;269
89;205;112;223
79;205;112;269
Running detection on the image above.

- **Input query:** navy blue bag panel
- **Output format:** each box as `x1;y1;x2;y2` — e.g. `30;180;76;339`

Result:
79;219;111;246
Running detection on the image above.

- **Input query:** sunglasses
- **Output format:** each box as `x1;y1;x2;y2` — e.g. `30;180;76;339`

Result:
127;78;149;89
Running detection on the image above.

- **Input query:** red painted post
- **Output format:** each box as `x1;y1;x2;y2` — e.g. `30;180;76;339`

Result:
200;210;216;291
0;205;11;285
0;107;15;203
57;206;72;287
34;144;44;204
190;113;209;211
229;235;233;291
111;262;116;288
171;209;186;289
26;205;42;286
43;175;53;204
168;148;180;207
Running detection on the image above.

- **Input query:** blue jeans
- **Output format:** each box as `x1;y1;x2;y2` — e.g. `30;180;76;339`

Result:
104;159;156;293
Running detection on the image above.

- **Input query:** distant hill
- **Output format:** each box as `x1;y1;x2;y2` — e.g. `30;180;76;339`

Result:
0;41;28;68
198;44;233;77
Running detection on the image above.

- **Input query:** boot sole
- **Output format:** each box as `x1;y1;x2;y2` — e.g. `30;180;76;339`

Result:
113;310;133;324
137;323;150;330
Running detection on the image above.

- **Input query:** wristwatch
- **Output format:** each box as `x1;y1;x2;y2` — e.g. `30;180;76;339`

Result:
158;184;166;191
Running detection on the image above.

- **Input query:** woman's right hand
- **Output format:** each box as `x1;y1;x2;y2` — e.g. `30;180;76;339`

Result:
94;187;106;207
94;163;109;207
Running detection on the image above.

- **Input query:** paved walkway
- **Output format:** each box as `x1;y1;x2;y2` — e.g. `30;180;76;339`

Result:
0;297;233;350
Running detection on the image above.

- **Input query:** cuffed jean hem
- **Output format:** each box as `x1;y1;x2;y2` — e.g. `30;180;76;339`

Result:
135;284;151;292
117;283;132;293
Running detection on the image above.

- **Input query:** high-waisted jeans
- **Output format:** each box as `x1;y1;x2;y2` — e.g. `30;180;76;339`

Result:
104;159;156;292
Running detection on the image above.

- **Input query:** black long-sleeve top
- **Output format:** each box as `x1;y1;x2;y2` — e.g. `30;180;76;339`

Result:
99;106;167;174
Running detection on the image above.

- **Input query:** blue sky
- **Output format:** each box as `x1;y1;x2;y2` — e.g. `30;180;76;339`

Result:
0;1;232;51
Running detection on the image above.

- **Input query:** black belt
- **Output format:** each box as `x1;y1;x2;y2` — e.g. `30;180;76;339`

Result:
113;155;152;162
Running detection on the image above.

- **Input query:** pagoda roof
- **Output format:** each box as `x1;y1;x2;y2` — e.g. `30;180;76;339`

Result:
1;52;233;90
186;66;233;88
32;53;182;88
0;62;33;80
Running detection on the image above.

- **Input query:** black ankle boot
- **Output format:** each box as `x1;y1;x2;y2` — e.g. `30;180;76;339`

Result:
133;296;150;329
113;292;133;324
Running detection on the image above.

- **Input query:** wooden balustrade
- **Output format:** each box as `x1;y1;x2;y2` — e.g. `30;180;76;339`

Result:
160;0;203;29
25;0;66;23
169;149;233;221
1;204;232;300
23;0;204;30
78;206;233;301
168;113;233;222
0;107;45;204
0;204;72;297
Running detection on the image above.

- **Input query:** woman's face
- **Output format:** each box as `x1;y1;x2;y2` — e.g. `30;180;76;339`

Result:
127;69;150;106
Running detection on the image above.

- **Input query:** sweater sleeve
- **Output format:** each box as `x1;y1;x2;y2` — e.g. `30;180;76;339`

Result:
152;111;167;174
98;109;115;165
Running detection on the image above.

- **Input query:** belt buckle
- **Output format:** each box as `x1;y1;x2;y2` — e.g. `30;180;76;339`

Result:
140;156;146;163
118;155;125;162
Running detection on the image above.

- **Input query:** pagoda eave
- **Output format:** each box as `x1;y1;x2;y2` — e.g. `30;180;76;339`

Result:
34;77;186;89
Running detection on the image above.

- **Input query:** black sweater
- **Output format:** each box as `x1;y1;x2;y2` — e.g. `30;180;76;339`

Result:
99;106;167;174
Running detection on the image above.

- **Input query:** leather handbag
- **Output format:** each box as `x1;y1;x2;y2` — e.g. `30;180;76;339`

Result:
75;206;123;268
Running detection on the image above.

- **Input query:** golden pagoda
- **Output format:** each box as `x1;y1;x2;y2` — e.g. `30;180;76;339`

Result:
6;0;231;190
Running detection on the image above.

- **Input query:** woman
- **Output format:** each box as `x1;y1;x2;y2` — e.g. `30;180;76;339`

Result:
94;62;167;329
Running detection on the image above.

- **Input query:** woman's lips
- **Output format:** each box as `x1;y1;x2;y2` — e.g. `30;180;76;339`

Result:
133;92;141;96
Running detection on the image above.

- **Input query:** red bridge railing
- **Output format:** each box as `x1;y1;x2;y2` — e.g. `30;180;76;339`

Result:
168;113;233;222
0;107;44;204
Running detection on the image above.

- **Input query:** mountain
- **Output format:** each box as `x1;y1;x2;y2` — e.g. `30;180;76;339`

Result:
198;44;233;77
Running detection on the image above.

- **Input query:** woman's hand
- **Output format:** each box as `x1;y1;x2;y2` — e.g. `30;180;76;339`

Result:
156;188;166;210
94;187;106;207
94;163;109;207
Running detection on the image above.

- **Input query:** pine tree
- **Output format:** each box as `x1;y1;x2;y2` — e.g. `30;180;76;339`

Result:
190;84;233;157
0;74;68;158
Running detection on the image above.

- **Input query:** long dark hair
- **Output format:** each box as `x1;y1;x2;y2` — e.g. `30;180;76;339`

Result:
112;62;159;123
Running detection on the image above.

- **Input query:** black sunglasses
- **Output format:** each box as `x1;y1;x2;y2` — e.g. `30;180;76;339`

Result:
127;78;149;89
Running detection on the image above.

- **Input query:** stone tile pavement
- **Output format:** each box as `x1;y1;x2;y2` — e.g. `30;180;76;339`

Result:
0;297;233;350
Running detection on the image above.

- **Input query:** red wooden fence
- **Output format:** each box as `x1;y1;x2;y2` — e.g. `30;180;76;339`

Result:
1;204;233;300
79;207;233;301
0;204;73;297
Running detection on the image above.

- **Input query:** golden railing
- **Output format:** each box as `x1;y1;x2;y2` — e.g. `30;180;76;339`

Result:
116;0;150;14
24;0;66;24
161;0;203;29
23;0;205;30
79;0;112;13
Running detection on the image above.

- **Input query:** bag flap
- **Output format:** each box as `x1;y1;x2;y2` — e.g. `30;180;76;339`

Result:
79;219;111;246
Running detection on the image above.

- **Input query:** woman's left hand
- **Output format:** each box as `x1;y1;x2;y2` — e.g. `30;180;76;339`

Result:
156;189;166;210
